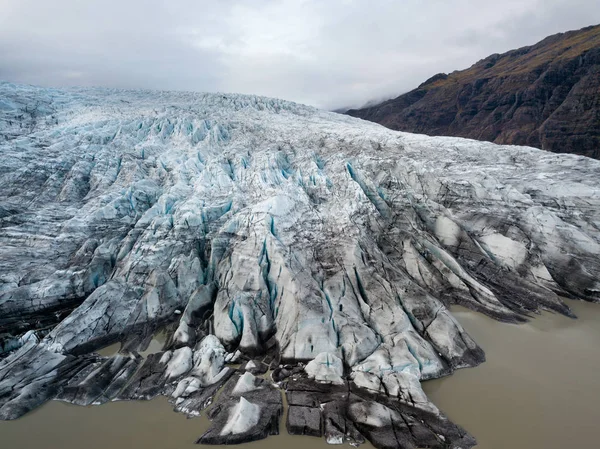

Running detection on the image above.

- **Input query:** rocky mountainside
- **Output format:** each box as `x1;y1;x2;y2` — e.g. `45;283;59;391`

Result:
1;82;600;448
347;25;600;159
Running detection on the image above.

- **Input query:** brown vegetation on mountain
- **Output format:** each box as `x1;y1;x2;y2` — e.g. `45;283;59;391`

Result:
347;25;600;159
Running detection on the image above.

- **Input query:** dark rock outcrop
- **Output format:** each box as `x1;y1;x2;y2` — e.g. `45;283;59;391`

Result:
284;374;475;448
197;372;283;445
347;25;600;159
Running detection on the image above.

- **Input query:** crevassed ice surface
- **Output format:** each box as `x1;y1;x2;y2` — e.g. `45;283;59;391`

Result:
1;82;599;448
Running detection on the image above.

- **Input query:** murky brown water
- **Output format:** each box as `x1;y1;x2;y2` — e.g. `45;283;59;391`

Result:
0;328;372;449
96;330;167;358
1;299;599;449
0;394;372;449
423;299;600;449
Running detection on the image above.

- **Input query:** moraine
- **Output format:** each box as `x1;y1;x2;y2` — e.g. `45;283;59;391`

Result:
0;82;599;448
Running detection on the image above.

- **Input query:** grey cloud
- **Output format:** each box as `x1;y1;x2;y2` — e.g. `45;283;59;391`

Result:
0;0;598;110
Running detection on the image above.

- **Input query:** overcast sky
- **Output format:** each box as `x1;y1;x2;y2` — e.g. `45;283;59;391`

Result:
0;0;598;110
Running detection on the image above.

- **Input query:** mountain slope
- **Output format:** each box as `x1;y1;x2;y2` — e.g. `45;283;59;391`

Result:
1;82;600;448
347;24;600;159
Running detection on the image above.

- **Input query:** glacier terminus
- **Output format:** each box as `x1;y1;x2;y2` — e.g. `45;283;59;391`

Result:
1;82;599;448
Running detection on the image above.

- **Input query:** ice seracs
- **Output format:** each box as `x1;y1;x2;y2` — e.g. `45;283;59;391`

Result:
0;81;599;448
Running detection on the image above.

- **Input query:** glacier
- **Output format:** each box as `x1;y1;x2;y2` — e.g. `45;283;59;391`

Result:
1;81;599;448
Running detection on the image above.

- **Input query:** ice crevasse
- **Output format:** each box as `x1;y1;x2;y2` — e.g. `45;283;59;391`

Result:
0;82;599;448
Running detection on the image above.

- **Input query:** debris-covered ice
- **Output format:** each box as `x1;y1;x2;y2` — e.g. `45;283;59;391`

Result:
0;81;599;448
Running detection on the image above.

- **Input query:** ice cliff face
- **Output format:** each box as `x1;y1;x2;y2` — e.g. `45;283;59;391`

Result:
1;81;599;448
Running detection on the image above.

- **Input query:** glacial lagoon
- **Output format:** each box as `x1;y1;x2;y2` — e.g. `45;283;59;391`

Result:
1;299;599;449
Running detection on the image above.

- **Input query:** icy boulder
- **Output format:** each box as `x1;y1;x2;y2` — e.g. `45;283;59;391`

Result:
305;352;344;384
191;335;227;386
220;397;260;436
232;371;260;395
0;82;599;448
